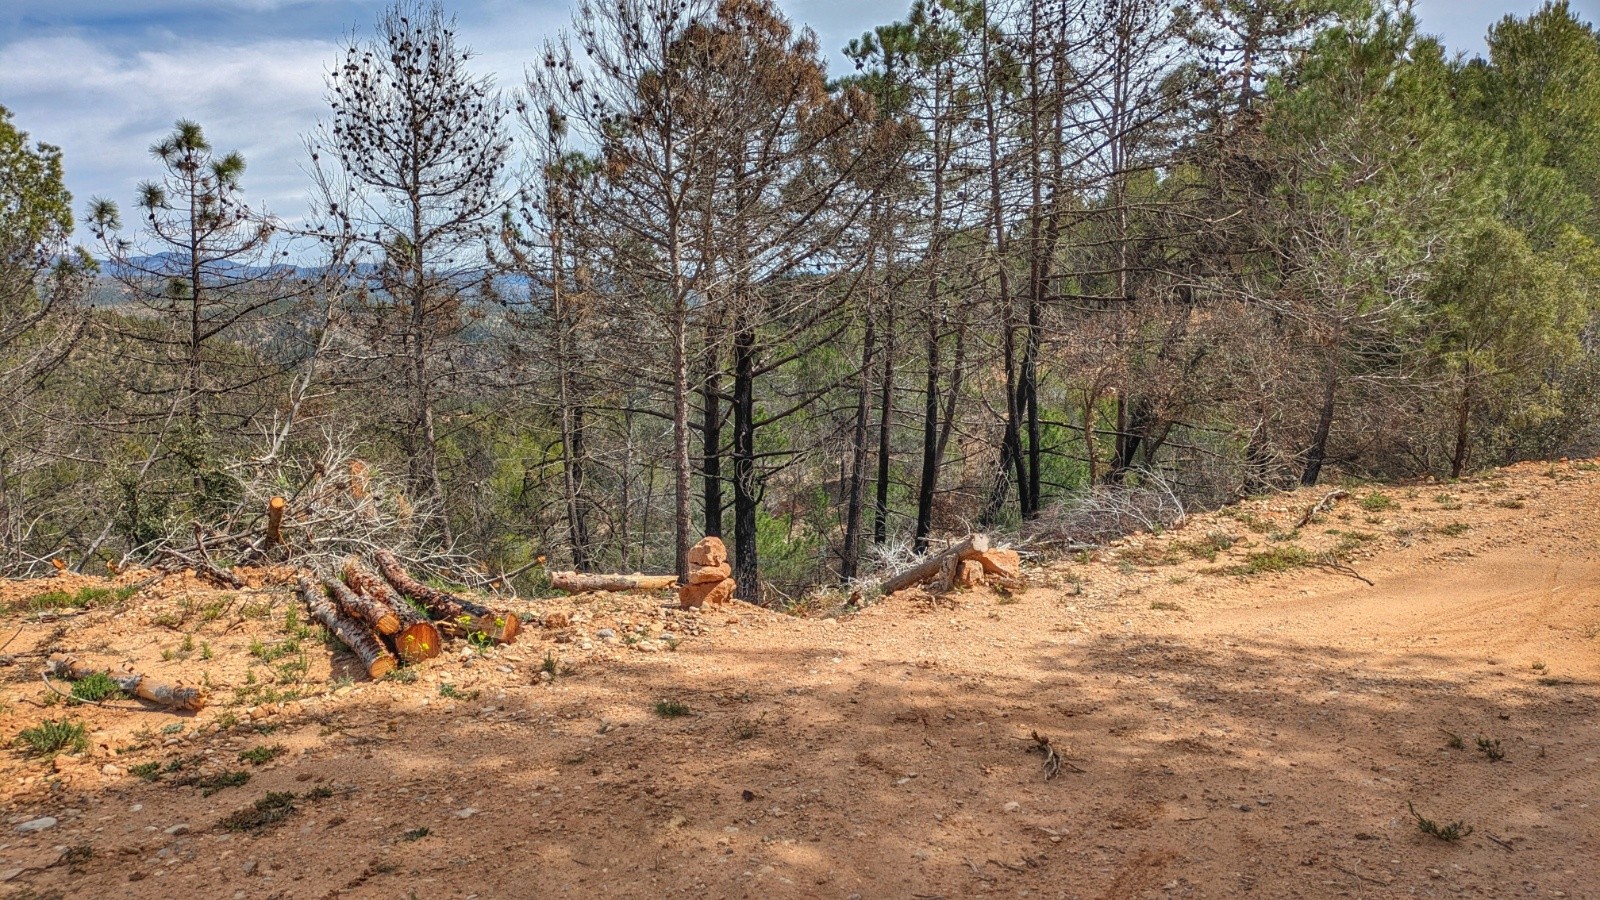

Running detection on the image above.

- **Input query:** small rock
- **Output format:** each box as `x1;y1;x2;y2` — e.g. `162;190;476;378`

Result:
242;860;258;876
15;817;56;833
1003;802;1020;813
455;807;478;819
102;764;122;776
164;823;190;835
596;628;616;640
634;640;662;653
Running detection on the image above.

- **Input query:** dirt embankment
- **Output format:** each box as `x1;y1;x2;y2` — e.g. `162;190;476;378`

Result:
0;460;1595;899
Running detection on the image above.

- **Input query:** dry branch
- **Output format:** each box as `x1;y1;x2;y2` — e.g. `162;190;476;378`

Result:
374;550;519;644
1296;490;1349;529
297;577;396;679
45;655;206;711
548;572;679;593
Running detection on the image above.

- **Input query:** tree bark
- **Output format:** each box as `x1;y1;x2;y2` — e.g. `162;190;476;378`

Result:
548;571;679;593
46;655;208;710
296;577;396;679
374;549;520;644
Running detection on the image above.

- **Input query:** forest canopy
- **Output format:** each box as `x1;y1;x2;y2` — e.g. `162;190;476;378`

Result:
4;0;1600;602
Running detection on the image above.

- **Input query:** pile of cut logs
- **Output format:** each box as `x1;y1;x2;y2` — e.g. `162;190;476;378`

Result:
298;549;521;679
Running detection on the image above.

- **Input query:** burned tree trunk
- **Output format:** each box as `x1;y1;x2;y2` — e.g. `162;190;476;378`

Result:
297;577;396;679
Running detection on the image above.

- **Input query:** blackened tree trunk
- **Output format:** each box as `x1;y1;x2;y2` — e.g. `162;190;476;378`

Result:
731;323;759;599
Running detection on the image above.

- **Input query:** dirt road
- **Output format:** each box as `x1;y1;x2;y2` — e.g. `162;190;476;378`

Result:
1;462;1596;898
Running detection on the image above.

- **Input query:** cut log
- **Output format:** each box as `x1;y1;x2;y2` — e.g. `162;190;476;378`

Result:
373;550;519;644
342;560;440;663
971;548;1022;580
679;577;736;609
45;655;206;711
881;534;990;596
265;496;286;549
548;572;678;593
323;577;400;636
297;577;396;679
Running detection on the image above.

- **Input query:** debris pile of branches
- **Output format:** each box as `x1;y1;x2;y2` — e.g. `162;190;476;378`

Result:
1024;468;1187;549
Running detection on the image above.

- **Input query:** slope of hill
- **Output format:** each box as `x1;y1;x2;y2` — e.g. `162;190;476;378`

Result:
0;460;1595;898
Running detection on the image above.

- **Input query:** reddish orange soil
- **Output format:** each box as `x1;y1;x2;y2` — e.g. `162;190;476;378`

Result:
0;461;1595;899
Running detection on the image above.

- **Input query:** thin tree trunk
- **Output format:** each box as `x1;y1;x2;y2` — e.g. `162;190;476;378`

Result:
700;327;723;538
1301;346;1341;487
842;316;875;579
731;323;758;600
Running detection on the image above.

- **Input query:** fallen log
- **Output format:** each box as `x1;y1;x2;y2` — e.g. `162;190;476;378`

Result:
548;572;678;593
323;577;400;636
45;655;206;711
881;534;990;596
374;550;519;644
342;560;440;664
297;577;396;679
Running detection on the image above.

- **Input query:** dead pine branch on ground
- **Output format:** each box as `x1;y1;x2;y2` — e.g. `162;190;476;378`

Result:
1028;730;1082;780
1296;490;1350;529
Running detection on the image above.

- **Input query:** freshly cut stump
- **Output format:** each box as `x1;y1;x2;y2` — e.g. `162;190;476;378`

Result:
296;577;396;679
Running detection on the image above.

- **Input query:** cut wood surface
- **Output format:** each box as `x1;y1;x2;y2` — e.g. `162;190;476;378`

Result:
265;496;286;548
549;572;678;593
324;577;400;636
374;550;519;644
45;655;207;711
297;577;396;679
342;559;440;663
881;534;990;596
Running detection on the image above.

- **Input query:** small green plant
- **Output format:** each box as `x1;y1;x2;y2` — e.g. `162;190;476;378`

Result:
654;700;691;718
1149;600;1182;611
1436;522;1471;537
1433;493;1463;510
438;683;461;699
1475;736;1505;762
1230;546;1317;575
219;791;297;832
732;715;764;740
200;642;213;660
1358;492;1397;512
305;785;334;800
68;671;126;704
384;667;418;684
239;744;286;766
16;718;88;756
20;584;137;613
179;634;195;654
1494;498;1525;510
175;769;251;796
130;761;162;781
1409;801;1473;842
1531;661;1546;671
401;826;431;841
541;651;559;677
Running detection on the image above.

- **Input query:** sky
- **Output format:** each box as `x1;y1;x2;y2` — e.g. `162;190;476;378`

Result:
3;0;1598;242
